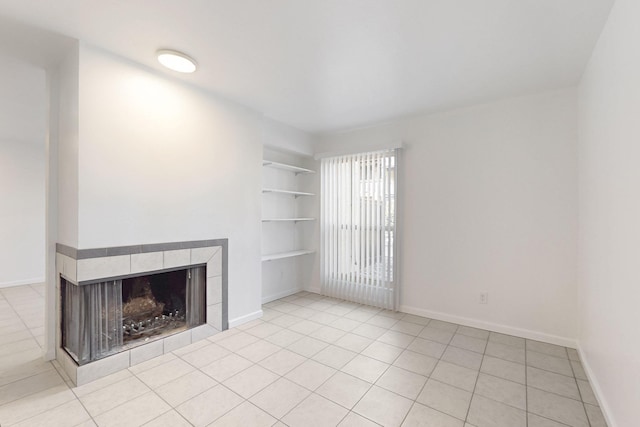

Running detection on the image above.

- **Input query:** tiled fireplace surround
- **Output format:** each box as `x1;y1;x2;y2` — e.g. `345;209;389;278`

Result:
55;239;228;386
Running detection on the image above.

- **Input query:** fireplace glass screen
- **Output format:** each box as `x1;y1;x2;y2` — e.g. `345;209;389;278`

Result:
62;266;206;365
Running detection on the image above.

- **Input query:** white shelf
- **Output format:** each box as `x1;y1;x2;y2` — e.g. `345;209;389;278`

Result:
263;160;315;175
262;218;316;222
262;250;315;262
262;188;315;197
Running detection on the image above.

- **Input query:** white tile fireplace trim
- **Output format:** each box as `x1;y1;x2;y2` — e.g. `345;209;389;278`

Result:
55;241;227;386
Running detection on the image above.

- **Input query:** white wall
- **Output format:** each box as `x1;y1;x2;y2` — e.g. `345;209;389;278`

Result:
578;0;640;425
56;45;79;248
73;45;265;322
0;56;46;287
316;89;579;345
262;119;315;157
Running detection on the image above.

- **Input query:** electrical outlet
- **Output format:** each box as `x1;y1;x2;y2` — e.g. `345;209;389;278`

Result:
479;292;488;304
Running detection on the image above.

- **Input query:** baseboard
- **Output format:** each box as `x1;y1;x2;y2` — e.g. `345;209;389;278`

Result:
228;309;263;328
307;286;321;295
262;288;304;304
0;277;45;288
399;304;577;348
576;344;617;427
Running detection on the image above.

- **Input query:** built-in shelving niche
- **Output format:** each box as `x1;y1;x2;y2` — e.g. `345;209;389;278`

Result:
261;148;318;303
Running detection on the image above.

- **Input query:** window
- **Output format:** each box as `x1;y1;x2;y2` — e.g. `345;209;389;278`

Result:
321;149;398;310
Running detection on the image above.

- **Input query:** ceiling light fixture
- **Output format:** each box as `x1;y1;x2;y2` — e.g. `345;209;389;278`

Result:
156;49;197;73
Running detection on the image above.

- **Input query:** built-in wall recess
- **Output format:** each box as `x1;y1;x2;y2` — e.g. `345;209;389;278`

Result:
261;148;318;303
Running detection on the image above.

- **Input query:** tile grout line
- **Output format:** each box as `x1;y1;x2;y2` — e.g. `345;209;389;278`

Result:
568;346;593;427
129;355;245;426
179;322;383;424
197;291;569;427
142;373;197;426
269;299;547;425
142;407;193;427
397;318;435;426
0;289;66;418
195;292;591;426
0;288;606;427
275;302;400;425
463;336;485;426
71;386;100;427
2;290;45;350
278;308;382;423
0;380;77;425
525;336;529;427
0;348;56;389
530;413;576;427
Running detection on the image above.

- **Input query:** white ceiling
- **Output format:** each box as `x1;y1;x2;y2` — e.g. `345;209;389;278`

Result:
0;0;614;133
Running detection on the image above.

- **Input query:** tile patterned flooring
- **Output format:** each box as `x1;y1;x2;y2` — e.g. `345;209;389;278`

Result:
0;286;608;427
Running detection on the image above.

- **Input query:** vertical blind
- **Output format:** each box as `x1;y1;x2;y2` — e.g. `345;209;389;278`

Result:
321;149;398;310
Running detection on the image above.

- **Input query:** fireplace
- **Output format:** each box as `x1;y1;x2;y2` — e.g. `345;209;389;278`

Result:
121;269;204;345
55;239;227;385
61;266;206;365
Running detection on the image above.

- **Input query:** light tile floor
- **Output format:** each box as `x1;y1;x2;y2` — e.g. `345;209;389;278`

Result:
0;286;608;427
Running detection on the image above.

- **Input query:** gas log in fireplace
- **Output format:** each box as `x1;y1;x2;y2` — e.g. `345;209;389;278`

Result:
61;266;206;365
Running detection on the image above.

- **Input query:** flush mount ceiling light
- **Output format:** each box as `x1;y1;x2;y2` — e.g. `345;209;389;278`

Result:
156;49;197;73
